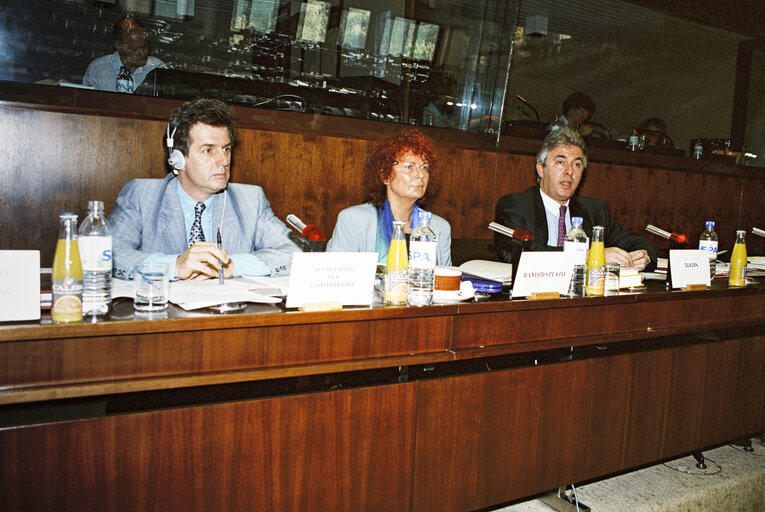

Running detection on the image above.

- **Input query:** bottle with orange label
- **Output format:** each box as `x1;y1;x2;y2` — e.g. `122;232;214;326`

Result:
384;220;408;305
585;225;606;296
51;213;83;323
728;230;747;288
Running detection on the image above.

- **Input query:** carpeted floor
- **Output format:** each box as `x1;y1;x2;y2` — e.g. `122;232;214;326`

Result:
493;436;765;512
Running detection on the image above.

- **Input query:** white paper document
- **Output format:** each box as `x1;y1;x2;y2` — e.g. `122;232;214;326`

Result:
112;276;285;310
0;250;40;322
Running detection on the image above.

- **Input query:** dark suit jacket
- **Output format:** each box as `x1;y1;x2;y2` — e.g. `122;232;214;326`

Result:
494;185;656;271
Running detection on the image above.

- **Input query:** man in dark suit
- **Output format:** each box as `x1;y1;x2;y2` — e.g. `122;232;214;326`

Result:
494;127;655;271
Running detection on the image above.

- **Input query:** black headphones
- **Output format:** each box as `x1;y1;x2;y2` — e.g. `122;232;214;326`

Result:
166;123;185;172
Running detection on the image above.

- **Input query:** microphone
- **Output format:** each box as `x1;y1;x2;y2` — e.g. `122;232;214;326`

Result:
515;94;540;122
286;214;327;242
488;222;535;242
646;224;686;244
753;227;765;238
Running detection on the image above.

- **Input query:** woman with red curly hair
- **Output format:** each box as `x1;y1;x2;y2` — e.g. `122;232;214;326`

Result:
327;128;451;265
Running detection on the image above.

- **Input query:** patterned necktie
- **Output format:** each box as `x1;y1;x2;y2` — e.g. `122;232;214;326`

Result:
557;204;567;247
188;202;206;246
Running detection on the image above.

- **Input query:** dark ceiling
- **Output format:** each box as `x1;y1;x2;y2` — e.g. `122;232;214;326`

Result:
628;0;765;40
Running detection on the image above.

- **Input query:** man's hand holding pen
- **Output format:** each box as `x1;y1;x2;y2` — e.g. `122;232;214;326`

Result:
175;242;234;280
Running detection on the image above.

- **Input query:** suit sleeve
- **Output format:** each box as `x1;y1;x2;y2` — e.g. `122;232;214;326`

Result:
248;193;302;277
598;202;657;271
108;180;156;280
326;207;365;253
493;193;546;263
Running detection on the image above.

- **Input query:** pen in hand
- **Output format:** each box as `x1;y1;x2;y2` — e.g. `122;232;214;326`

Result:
217;227;224;285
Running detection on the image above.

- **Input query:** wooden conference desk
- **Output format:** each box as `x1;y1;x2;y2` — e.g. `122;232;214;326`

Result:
1;282;764;511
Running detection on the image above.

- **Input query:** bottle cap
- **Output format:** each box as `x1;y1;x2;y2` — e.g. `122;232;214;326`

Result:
88;200;104;211
705;221;715;229
572;216;583;226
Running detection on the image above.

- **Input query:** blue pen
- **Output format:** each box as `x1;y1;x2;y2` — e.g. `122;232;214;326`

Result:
217;227;224;285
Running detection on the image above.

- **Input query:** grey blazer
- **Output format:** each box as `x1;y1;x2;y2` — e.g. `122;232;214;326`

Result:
109;174;300;279
326;203;452;266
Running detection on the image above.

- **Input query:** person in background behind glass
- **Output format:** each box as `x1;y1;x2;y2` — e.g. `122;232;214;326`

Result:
549;92;596;137
327;128;452;265
637;117;673;151
82;17;164;92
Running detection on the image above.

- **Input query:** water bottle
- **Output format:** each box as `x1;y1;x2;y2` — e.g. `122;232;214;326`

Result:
698;221;718;280
407;212;437;306
563;216;588;296
628;129;639;151
116;66;134;93
78;200;112;316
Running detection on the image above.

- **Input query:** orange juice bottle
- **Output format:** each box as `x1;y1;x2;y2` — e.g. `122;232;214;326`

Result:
728;230;747;288
585;225;606;296
51;213;83;323
384;220;408;305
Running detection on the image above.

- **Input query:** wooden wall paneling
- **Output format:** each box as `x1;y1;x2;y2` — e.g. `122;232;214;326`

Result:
235;130;368;236
580;163;678;250
0;107;165;263
432;146;501;238
738;180;765;256
0;383;417;512
670;171;744;251
0;316;452;391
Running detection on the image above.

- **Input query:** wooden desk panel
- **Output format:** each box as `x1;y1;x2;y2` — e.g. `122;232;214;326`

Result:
0;286;763;512
0;383;417;512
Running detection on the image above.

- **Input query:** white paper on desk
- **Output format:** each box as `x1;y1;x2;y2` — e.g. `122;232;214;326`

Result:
240;275;290;297
0;250;40;321
511;252;574;298
112;278;135;298
669;250;711;288
286;252;377;308
170;278;282;310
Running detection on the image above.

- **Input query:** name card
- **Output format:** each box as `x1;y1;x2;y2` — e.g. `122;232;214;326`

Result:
512;252;574;298
286;252;378;309
0;250;41;322
669;249;711;288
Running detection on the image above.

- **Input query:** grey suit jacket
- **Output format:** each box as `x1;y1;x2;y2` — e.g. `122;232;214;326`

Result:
326;203;452;266
109;174;300;279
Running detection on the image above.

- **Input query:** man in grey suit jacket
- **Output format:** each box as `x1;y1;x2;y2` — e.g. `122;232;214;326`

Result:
109;98;300;280
494;128;655;271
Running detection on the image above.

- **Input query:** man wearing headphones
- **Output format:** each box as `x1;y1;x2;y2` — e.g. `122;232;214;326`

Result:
109;98;300;280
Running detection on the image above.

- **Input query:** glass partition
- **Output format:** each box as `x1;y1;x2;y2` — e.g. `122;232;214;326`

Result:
0;0;515;142
0;0;762;161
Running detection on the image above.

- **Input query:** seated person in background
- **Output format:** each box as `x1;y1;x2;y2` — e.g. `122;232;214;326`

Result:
82;17;164;92
327;128;452;265
109;98;300;280
637;117;673;151
549;92;596;136
494;127;655;271
422;73;461;128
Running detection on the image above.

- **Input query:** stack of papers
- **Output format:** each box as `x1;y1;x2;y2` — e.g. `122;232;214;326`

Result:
112;276;288;310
